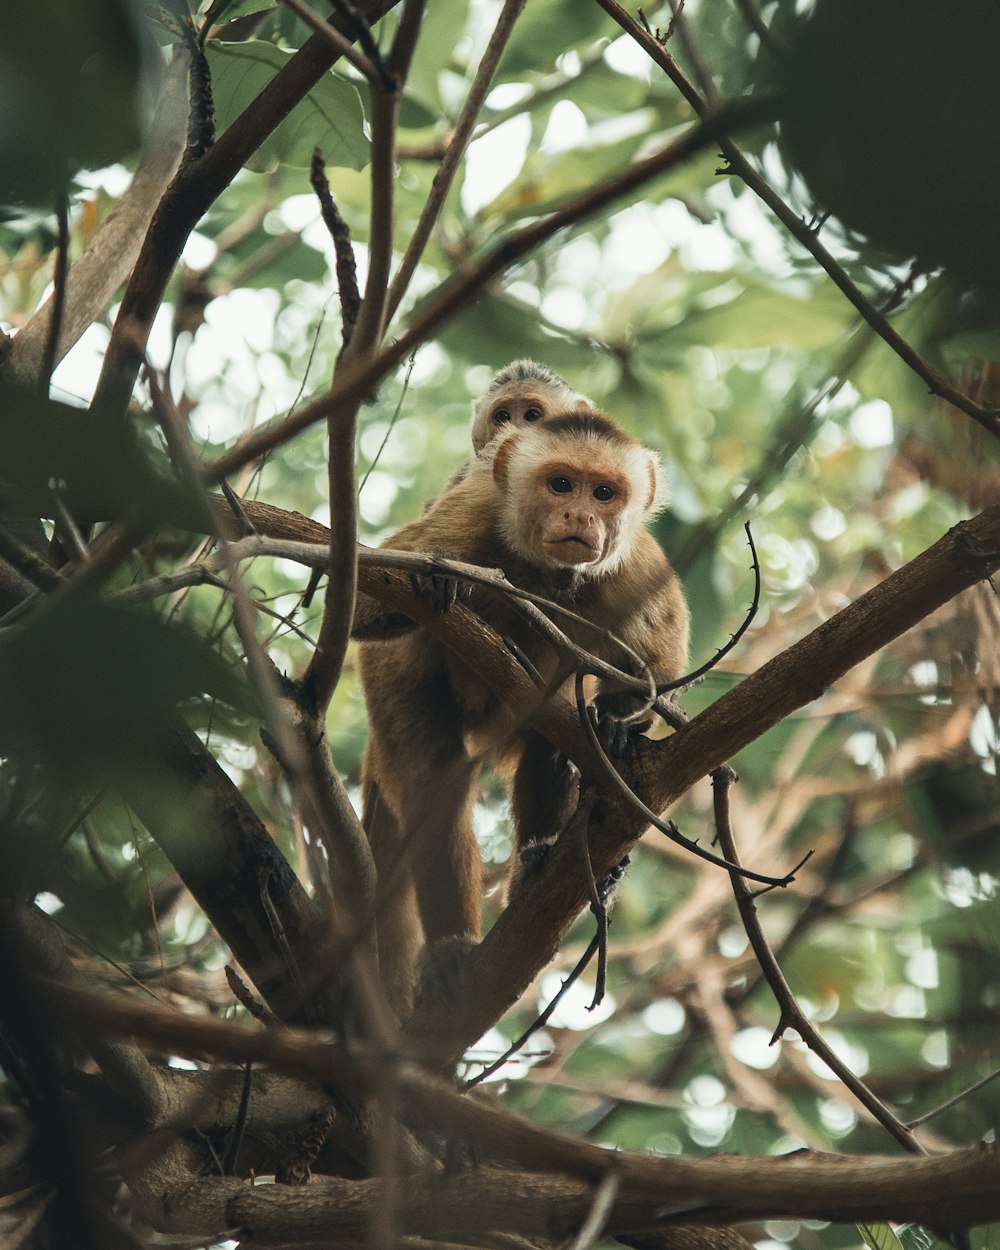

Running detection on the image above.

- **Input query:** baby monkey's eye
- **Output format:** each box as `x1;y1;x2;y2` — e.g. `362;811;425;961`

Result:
493;407;511;425
592;484;615;502
548;476;573;494
524;407;543;422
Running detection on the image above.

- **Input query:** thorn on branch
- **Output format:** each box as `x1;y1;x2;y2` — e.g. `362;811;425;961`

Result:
310;149;362;355
180;17;216;165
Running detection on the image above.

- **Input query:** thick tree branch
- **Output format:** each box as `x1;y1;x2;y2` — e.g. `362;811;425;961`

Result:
401;503;1000;1057
41;985;1000;1232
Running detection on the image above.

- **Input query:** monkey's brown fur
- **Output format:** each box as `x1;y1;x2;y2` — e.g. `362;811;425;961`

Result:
355;411;689;1011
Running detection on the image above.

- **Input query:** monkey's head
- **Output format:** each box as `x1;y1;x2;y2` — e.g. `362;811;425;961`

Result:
470;359;593;455
492;411;667;575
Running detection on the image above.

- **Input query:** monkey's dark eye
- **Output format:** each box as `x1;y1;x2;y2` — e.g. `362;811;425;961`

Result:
549;476;573;494
524;407;543;423
593;484;615;502
493;408;511;425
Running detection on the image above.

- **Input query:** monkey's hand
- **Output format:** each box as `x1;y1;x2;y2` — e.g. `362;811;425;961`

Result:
588;692;649;759
415;934;477;1008
410;554;474;613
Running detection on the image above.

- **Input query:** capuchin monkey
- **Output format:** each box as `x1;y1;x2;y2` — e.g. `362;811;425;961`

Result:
354;410;689;1012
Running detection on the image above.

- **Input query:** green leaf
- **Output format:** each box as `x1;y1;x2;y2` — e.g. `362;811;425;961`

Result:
858;1223;906;1250
0;383;197;528
643;279;851;353
207;40;368;172
0;0;147;206
498;0;612;77
483;129;650;223
401;0;471;115
0;596;255;789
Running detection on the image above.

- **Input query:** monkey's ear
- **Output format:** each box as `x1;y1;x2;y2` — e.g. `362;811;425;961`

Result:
643;450;668;514
492;434;516;484
573;398;591;413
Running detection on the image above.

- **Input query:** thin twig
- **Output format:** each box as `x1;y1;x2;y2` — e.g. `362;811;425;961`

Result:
907;1066;1000;1129
328;0;397;91
658;521;760;693
221;1062;254;1175
575;672;804;888
279;0;382;82
385;0;528;322
463;930;601;1089
115;536;657;713
565;1164;622;1250
40;189;70;392
304;2;412;711
710;765;926;1153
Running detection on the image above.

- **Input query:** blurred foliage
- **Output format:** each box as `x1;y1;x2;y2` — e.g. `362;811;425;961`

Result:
1;2;999;1247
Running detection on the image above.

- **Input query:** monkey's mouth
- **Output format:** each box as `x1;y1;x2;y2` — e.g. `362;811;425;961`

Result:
546;535;599;563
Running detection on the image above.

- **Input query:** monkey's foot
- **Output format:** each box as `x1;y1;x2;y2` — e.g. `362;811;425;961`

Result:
410;554;473;613
503;836;558;903
588;704;643;758
595;853;631;905
519;835;558;873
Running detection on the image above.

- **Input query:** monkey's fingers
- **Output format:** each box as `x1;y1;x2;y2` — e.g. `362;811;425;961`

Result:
409;568;465;612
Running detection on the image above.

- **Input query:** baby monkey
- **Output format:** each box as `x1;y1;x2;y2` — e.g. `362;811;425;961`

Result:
470;359;594;454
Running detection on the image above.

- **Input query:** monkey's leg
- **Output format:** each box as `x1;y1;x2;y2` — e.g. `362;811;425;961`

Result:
506;731;580;899
406;759;481;945
362;776;424;1012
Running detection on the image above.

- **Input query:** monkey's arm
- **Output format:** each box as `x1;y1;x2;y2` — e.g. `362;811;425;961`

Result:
591;536;690;728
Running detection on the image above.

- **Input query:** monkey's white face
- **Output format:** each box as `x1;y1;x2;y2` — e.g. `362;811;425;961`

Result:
493;415;666;577
521;459;633;569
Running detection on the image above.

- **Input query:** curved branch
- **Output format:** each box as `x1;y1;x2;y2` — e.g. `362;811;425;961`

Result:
385;0;528;322
403;502;1000;1059
711;767;924;1154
